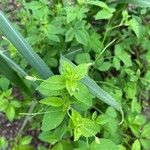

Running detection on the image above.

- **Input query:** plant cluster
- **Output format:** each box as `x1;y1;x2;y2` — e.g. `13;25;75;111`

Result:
0;0;150;150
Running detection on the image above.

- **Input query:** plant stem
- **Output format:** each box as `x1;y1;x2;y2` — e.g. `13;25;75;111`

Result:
93;38;116;64
17;100;37;138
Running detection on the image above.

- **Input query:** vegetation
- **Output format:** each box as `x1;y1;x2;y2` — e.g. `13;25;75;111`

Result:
0;0;150;149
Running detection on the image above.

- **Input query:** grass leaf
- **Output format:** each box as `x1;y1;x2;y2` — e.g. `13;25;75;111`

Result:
0;11;53;79
115;0;150;7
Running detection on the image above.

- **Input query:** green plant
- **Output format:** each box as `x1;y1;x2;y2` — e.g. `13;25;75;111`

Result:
0;137;8;150
0;88;21;121
0;0;150;149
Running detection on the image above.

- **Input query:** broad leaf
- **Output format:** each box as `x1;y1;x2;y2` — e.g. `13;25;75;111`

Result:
41;107;66;131
40;97;63;107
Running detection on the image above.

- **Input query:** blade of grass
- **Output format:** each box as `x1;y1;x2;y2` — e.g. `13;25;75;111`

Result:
115;0;150;7
0;55;31;95
0;11;53;79
0;50;38;89
0;50;28;77
60;55;122;111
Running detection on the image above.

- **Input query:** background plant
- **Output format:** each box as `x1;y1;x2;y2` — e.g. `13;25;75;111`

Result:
0;0;150;149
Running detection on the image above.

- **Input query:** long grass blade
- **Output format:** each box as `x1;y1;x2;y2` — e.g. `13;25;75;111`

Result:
60;55;121;111
0;11;53;79
0;56;31;95
115;0;150;7
0;50;28;77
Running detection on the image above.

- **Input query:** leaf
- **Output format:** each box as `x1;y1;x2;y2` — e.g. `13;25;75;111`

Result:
0;76;10;90
132;140;141;150
38;131;59;144
124;82;136;99
41;107;66;131
75;30;88;46
60;55;121;111
106;107;117;118
96;114;110;125
26;1;43;10
51;142;63;150
5;106;15;122
47;34;60;42
75;53;91;64
0;11;53;79
40;97;63;107
90;138;119;150
74;127;82;141
131;98;141;113
86;1;110;9
116;0;150;7
115;44;132;67
113;57;120;70
95;8;115;20
129;18;141;38
140;139;150;150
74;83;93;107
96;61;111;71
141;123;150;139
75;63;90;80
37;75;65;94
66;6;76;23
89;32;103;53
71;109;83;125
19;136;32;145
81;118;99;137
65;27;75;42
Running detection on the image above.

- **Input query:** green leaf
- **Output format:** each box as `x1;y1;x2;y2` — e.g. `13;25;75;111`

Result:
0;76;10;90
95;8;115;20
113;57;120;70
51;142;63;150
75;53;91;64
66;6;76;23
0;137;8;149
140;139;150;150
5;106;15;122
124;82;136;99
41;107;66;131
96;61;111;71
19;136;32;145
71;109;83;125
74;127;82;141
26;1;43;10
141;123;150;139
38;131;59;144
0;11;53;79
37;75;65;94
89;32;103;53
86;1;110;9
96;114;110;125
81;118;99;137
115;44;132;67
11;101;21;108
65;27;75;42
90;138;119;150
74;83;93;107
131;98;141;113
40;97;63;107
75;63;90;80
129;18;141;38
60;55;121;111
75;30;88;46
132;139;141;150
